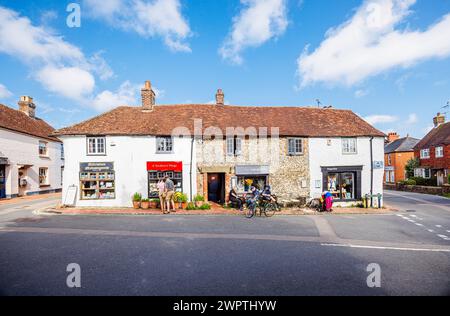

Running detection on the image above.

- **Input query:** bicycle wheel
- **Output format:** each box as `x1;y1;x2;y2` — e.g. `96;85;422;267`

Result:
244;205;255;218
264;203;276;217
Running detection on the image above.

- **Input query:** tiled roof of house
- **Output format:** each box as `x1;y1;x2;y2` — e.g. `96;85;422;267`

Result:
53;104;385;137
385;136;420;153
0;103;60;142
414;122;450;150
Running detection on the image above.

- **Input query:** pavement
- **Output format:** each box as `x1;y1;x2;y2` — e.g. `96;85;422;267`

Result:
0;190;449;296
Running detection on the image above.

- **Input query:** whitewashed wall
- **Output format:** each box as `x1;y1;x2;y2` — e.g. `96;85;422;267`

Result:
0;128;63;197
308;137;385;204
61;135;197;207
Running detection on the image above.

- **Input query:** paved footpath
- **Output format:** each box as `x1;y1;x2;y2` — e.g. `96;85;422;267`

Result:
0;191;449;295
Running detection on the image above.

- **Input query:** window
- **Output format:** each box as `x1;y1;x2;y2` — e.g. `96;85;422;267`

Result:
39;141;48;156
420;149;430;159
39;168;48;186
87;137;106;155
288;138;303;155
226;136;243;156
415;168;431;179
148;171;182;198
156;137;173;153
435;146;444;158
390;171;395;183
327;172;355;200
424;168;431;179
60;143;64;160
61;166;64;185
236;176;267;193
387;154;391;166
80;163;115;200
342;138;357;154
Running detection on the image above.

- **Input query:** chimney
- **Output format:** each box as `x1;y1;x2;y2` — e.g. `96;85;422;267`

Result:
433;113;445;128
141;80;155;111
18;96;36;118
215;89;224;105
387;132;399;143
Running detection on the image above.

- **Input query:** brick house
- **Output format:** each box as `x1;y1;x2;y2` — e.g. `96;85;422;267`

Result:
413;113;450;186
0;97;64;199
54;81;385;207
384;132;419;183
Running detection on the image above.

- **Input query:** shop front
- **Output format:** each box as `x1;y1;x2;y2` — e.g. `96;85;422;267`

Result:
234;165;270;193
321;166;362;201
0;156;8;199
79;162;116;200
147;161;183;198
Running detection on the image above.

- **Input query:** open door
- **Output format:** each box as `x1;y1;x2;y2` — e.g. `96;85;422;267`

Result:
207;173;225;203
0;165;6;199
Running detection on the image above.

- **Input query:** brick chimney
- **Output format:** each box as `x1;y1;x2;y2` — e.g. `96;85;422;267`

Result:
18;96;36;118
433;113;445;128
141;80;155;111
215;89;224;105
387;132;399;143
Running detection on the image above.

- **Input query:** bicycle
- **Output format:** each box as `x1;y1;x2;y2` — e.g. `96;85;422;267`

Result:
243;197;278;218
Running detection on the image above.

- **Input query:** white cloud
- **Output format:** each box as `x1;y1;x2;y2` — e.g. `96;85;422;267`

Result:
0;83;13;99
83;0;192;52
364;114;398;125
297;0;450;87
406;113;418;124
219;0;288;64
354;89;369;98
92;81;138;111
37;66;96;99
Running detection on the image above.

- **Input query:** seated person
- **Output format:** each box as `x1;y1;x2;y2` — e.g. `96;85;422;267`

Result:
228;186;242;210
247;186;260;209
261;185;276;203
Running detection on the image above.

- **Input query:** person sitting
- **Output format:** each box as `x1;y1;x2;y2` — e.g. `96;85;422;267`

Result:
228;186;242;210
261;185;276;203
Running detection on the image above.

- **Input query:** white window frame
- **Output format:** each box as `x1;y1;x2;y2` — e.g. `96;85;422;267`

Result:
87;137;106;155
342;138;357;154
227;136;243;157
39;141;48;157
435;146;444;158
288;138;303;156
39;167;48;186
424;168;431;179
390;171;395;183
156;137;173;153
420;149;430;159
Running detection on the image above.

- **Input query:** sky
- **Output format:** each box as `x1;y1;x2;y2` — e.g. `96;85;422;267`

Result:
0;0;449;138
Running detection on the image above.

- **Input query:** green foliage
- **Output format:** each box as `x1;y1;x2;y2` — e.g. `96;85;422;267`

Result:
185;202;196;210
174;192;188;203
141;198;149;202
132;192;142;202
409;177;437;187
199;203;211;210
404;157;419;179
149;198;159;203
193;194;205;202
400;179;417;185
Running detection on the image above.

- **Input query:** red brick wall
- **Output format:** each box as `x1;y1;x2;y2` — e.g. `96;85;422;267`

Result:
415;144;450;170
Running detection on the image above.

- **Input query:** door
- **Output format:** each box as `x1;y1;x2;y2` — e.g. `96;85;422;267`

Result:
437;171;444;186
207;173;225;203
0;165;6;199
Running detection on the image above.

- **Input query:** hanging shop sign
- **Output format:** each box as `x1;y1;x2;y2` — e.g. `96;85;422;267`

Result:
235;165;270;176
147;161;183;172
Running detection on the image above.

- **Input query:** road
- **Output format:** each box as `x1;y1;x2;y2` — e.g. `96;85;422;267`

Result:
0;190;449;296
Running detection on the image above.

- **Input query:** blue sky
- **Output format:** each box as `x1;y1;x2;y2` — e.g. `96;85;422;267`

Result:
0;0;449;138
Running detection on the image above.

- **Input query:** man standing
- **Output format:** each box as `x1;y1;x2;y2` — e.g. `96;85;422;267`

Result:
165;176;176;213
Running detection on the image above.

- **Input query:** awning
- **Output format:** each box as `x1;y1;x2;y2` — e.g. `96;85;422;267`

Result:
147;161;183;172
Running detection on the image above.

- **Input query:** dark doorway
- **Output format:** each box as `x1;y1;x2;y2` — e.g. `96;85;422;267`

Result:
0;165;6;199
207;173;225;203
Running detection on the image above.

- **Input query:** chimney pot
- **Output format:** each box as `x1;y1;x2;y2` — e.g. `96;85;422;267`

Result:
215;89;224;105
433;112;445;128
387;132;399;143
141;80;155;111
18;96;36;118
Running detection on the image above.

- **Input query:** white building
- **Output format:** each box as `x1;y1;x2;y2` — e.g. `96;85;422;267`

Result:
0;97;64;199
309;137;385;206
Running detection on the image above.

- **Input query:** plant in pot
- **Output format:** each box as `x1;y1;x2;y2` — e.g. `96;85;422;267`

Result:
173;192;183;209
141;198;149;209
180;193;188;209
132;192;142;209
194;194;205;207
149;198;159;209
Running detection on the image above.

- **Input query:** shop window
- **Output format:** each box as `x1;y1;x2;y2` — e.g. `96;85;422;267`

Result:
39;141;48;156
39;167;48;186
87;137;106;155
342;138;357;154
327;172;355;200
156;137;173;153
288;138;303;155
420;149;430;159
227;136;242;156
148;171;182;198
236;176;267;192
80;171;115;200
435;146;444;158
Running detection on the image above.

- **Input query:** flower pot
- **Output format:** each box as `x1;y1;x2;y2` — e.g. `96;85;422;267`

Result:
181;202;188;209
149;201;157;209
195;201;204;208
141;201;149;209
132;201;141;209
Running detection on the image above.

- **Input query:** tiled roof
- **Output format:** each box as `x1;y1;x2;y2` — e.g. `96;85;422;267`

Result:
385;136;420;153
414;122;450;150
54;104;385;138
0;103;60;142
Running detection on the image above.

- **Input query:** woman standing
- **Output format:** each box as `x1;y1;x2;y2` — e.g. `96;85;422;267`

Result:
157;178;166;214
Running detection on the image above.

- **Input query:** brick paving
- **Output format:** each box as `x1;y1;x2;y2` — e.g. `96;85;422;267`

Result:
0;193;61;205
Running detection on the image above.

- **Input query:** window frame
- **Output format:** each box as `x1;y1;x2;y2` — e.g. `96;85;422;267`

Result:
435;146;444;158
39;141;48;157
86;137;106;156
39;167;49;186
60;143;64;160
342;138;357;155
226;136;243;157
420;148;430;159
156;136;174;154
287;138;303;156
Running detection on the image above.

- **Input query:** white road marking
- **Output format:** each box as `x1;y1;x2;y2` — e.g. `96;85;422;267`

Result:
428;229;435;233
415;223;424;227
447;230;450;233
321;243;450;253
436;225;442;228
437;234;448;239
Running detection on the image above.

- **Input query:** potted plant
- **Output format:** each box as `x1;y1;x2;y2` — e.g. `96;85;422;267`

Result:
194;194;205;207
132;192;142;209
173;192;182;209
141;198;149;209
149;198;159;209
180;193;188;209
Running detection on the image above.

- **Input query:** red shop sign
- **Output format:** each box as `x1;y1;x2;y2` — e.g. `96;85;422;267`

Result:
147;161;183;172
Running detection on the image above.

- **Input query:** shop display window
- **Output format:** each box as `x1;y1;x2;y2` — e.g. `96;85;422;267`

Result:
327;172;355;200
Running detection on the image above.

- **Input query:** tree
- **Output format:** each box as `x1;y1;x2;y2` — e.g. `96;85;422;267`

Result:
405;157;419;179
